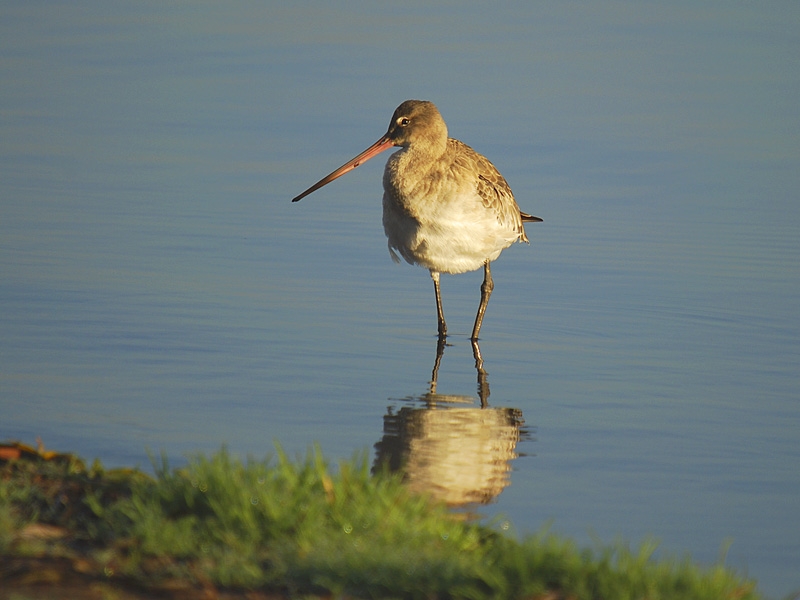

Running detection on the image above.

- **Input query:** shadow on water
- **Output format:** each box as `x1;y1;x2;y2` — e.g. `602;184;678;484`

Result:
373;338;532;508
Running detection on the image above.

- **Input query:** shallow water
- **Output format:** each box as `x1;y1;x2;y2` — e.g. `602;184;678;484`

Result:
2;3;799;597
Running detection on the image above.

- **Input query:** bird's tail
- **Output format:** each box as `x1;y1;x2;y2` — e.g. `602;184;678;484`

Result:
520;211;543;223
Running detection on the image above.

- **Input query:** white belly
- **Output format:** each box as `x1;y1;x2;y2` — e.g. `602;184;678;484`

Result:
382;189;520;275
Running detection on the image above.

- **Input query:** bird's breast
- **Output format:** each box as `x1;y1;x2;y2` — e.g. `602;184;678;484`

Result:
381;151;521;275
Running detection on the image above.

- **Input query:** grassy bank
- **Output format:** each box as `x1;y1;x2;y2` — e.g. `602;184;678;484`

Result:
1;441;760;599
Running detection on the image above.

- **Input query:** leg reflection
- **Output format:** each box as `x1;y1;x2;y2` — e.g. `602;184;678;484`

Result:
429;336;490;407
471;339;490;408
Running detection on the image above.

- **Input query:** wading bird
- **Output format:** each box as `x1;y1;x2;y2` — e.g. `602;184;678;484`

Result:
292;100;542;340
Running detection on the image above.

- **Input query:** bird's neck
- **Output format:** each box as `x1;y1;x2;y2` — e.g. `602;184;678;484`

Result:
383;139;452;215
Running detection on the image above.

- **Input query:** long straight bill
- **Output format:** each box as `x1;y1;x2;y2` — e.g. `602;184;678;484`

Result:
291;136;396;202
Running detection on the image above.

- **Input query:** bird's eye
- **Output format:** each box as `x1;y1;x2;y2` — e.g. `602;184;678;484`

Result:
399;117;410;127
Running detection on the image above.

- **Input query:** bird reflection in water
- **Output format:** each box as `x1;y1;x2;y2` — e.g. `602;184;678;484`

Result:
373;339;529;507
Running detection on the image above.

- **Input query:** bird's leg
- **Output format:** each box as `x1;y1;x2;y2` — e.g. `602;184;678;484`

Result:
431;270;447;339
471;261;494;341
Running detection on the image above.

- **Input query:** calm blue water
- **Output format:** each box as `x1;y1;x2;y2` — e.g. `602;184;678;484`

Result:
2;3;798;597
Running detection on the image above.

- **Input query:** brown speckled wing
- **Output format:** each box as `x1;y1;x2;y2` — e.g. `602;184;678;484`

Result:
450;140;528;242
